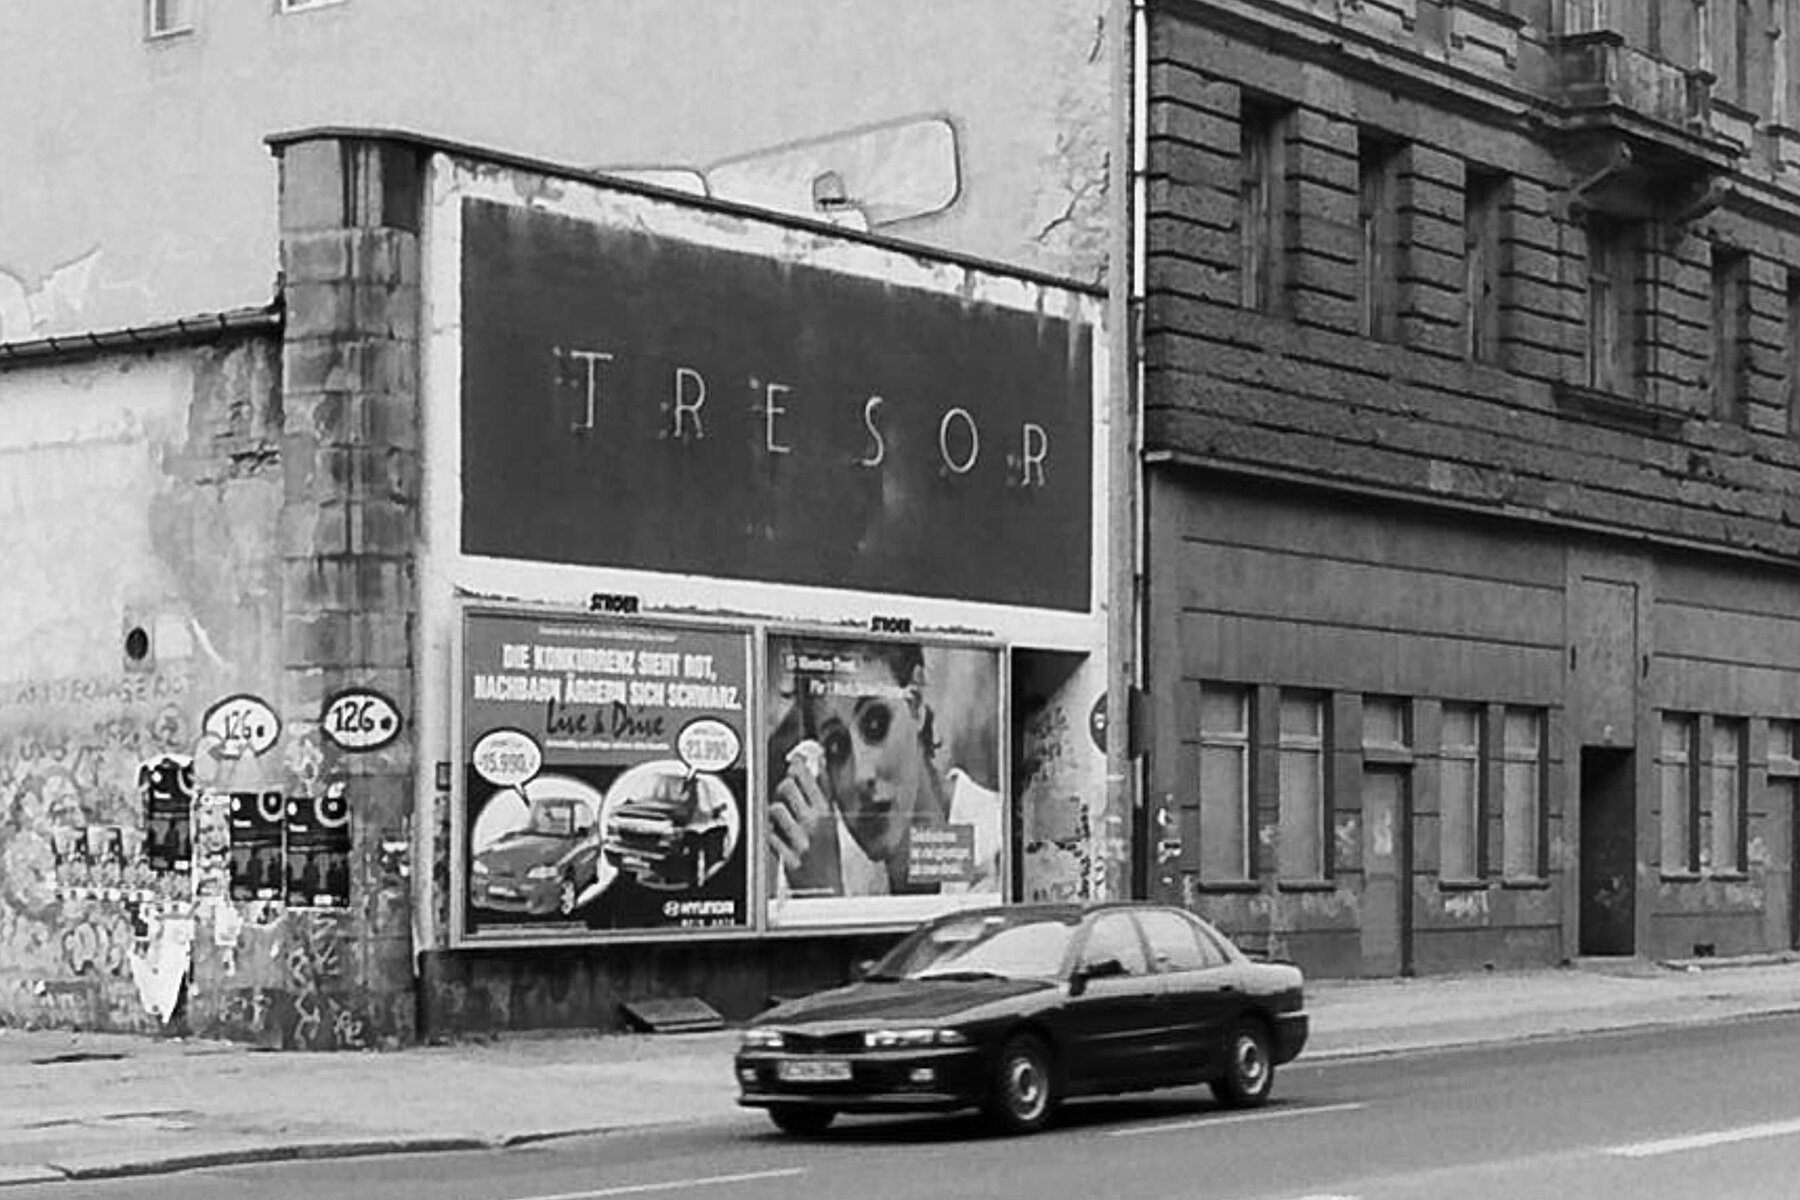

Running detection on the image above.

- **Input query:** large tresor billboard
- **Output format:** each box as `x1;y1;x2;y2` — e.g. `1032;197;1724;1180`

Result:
458;197;1094;612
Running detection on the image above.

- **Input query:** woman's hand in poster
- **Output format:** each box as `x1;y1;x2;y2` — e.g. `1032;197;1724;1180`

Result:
769;738;843;894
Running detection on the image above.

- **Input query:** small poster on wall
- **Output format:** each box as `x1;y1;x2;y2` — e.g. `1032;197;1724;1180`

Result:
458;608;753;942
285;783;352;908
228;791;285;901
764;632;1005;928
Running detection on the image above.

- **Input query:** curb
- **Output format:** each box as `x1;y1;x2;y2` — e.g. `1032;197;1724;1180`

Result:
38;1137;491;1185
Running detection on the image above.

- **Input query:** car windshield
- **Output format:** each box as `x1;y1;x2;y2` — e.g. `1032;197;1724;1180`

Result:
870;913;1077;981
528;803;580;837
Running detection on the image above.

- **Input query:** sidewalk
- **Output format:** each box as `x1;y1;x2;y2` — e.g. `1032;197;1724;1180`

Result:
3;954;1798;1187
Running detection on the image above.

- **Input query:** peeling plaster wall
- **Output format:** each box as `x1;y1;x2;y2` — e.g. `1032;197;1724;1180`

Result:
0;341;281;1030
0;0;1111;341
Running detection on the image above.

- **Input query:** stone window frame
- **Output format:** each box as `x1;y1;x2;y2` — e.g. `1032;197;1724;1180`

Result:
1463;168;1508;363
1709;242;1751;424
1439;701;1486;884
1357;131;1405;342
1238;99;1288;314
1659;711;1700;876
1500;707;1546;882
1276;689;1330;883
1198;684;1254;885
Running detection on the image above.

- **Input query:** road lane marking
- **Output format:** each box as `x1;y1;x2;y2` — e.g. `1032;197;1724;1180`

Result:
502;1167;806;1200
1107;1101;1366;1137
1605;1117;1800;1159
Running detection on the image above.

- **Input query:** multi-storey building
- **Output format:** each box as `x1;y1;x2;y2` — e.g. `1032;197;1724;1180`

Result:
1141;0;1800;972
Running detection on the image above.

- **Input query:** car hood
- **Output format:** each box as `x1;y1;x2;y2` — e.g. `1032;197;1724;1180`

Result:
612;797;687;823
475;836;572;874
759;977;1057;1027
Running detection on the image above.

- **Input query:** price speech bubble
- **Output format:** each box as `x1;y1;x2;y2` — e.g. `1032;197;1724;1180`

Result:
676;718;742;773
471;729;543;789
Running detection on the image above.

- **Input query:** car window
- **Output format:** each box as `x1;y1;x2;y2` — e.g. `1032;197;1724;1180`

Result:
1138;909;1227;972
1191;916;1239;964
1079;912;1150;976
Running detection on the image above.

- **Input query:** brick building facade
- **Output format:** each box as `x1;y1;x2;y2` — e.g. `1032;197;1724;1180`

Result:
1140;0;1800;973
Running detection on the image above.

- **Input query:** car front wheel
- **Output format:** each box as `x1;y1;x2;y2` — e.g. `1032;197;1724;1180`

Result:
1211;1019;1274;1108
985;1033;1056;1135
767;1105;836;1136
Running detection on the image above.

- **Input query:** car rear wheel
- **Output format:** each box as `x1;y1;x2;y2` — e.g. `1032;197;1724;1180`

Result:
1210;1019;1274;1108
985;1033;1056;1135
767;1104;836;1136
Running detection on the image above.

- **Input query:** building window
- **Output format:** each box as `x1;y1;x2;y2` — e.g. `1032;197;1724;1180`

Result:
1501;709;1544;879
1586;217;1641;395
1695;0;1715;75
1660;713;1697;873
1200;686;1252;882
1711;245;1750;422
146;0;194;37
1786;273;1800;436
1706;718;1746;873
1465;170;1506;362
1359;135;1401;340
1440;703;1484;882
1239;101;1284;313
1278;692;1327;879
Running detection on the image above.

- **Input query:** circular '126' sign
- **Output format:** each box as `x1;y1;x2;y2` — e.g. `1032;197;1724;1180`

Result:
321;689;402;751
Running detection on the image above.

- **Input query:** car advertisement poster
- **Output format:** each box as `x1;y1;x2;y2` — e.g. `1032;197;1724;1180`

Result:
765;632;1004;928
460;609;752;940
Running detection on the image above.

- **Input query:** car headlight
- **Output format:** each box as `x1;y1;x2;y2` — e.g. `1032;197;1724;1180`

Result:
863;1028;968;1049
740;1028;784;1050
471;861;490;876
525;865;560;880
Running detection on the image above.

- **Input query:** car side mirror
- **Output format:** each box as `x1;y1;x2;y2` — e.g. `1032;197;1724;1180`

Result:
1069;956;1127;995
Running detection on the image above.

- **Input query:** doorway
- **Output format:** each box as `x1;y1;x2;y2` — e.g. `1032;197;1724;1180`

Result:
1579;747;1636;956
1361;766;1414;976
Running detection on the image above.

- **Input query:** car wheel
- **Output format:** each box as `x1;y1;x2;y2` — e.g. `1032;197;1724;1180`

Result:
1211;1019;1274;1108
557;876;577;916
767;1104;836;1136
985;1033;1056;1135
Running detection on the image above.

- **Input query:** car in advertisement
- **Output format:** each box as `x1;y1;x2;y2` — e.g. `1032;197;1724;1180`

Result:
601;765;734;890
470;785;604;917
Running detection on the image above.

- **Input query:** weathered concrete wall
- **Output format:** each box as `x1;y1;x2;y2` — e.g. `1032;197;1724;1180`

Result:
0;0;1110;340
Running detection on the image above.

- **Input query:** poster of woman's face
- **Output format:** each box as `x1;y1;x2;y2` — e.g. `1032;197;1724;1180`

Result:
765;634;1003;927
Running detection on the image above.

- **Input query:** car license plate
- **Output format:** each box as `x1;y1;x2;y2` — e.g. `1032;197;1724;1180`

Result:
777;1059;852;1083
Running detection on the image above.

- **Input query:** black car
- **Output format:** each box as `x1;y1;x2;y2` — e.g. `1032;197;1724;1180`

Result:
735;902;1308;1136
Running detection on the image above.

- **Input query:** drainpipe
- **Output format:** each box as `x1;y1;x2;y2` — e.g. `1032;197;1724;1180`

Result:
1102;0;1145;900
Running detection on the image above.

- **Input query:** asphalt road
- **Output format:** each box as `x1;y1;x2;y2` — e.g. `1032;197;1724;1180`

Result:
15;1014;1800;1200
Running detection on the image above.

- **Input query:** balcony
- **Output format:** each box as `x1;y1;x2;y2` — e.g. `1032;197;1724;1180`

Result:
1550;31;1739;221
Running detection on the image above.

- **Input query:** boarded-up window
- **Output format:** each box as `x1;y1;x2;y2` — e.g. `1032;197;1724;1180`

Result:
1441;704;1483;881
1464;170;1506;362
1359;134;1402;340
1200;687;1252;882
1711;245;1750;423
1363;697;1410;749
1501;709;1543;879
1278;692;1327;879
1707;718;1746;873
1239;102;1285;313
1660;714;1696;873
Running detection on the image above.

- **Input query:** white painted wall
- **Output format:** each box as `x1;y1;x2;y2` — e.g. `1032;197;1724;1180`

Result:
0;0;1112;340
